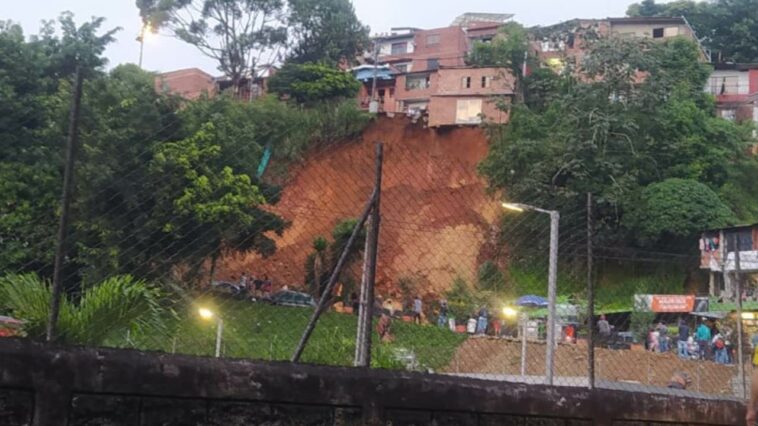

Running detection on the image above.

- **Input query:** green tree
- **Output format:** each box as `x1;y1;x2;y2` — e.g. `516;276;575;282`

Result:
137;0;287;90
267;62;361;104
626;178;736;247
0;273;167;345
477;261;505;292
627;0;758;62
286;0;369;66
149;122;286;283
479;36;753;255
467;22;528;101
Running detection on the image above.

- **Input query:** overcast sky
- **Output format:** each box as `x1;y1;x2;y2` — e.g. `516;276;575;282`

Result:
8;0;640;75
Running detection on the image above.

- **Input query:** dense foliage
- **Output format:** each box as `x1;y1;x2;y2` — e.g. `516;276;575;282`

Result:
268;62;362;104
627;0;758;63
479;36;756;256
0;16;371;290
286;0;369;65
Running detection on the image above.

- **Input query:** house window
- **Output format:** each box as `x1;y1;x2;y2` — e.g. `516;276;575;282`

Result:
395;63;410;73
721;109;737;121
391;42;407;55
652;28;664;38
462;77;471;88
426;34;440;45
406;73;431;90
427;58;439;70
456;99;483;124
481;76;491;88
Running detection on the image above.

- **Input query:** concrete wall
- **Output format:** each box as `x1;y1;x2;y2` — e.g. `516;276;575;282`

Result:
0;339;744;426
155;68;216;100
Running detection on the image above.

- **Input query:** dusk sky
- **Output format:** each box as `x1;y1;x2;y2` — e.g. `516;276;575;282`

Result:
9;0;646;75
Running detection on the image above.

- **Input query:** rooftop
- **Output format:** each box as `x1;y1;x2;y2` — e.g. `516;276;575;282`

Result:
452;12;514;27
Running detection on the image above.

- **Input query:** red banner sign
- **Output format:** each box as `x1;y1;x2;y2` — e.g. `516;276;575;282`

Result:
651;295;695;313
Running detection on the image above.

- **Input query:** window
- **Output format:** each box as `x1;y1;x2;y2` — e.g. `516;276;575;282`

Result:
426;34;440;45
427;58;439;70
481;76;491;88
652;28;664;38
391;42;407;55
456;99;483;124
721;109;737;121
406;73;431;90
462;77;471;89
395;63;409;73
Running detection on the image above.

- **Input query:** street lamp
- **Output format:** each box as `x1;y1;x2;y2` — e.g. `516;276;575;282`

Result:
198;307;223;358
136;23;156;68
502;201;560;385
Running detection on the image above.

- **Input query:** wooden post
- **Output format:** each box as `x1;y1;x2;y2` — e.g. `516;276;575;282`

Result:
734;234;747;398
587;193;595;389
47;68;84;342
355;143;383;367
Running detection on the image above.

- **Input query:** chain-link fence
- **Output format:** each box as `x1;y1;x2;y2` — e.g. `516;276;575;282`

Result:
1;100;751;400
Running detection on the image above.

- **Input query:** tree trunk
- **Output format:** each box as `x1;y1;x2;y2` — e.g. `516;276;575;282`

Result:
313;253;323;296
209;250;220;286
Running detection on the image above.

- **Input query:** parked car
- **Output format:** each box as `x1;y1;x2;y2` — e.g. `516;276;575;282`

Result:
266;290;316;308
210;281;243;299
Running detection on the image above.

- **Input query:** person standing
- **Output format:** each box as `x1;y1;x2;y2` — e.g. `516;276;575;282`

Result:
657;322;669;353
696;319;712;361
238;272;248;293
413;295;423;324
476;306;488;335
597;315;611;347
677;319;690;359
437;299;448;328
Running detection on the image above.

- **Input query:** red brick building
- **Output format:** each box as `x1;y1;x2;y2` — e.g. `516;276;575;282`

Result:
154;68;216;100
705;63;758;126
358;12;515;127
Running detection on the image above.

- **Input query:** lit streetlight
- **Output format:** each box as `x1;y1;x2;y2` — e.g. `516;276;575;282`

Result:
136;23;156;68
198;307;223;357
502;201;560;385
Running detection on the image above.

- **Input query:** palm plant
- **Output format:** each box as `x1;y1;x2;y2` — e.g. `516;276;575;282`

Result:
0;273;168;346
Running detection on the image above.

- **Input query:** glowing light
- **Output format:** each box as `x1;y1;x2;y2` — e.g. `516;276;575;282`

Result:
198;308;214;319
139;24;157;42
502;203;525;213
502;306;518;318
742;312;755;320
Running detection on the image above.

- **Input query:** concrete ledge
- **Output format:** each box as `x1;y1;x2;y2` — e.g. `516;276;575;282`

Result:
0;338;745;425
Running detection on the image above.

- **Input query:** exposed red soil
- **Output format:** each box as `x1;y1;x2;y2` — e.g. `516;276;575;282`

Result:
218;116;500;298
445;338;736;395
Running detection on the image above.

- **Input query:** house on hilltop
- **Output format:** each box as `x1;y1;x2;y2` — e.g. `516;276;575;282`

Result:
354;12;516;127
700;223;758;298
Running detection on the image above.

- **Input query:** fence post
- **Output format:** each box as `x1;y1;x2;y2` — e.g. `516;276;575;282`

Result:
587;192;595;389
355;143;383;367
733;234;747;398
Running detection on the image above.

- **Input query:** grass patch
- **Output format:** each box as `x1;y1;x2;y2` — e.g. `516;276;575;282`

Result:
131;296;466;371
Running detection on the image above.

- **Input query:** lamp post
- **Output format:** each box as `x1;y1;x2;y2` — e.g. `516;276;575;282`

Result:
502;202;560;385
199;307;223;358
136;23;154;69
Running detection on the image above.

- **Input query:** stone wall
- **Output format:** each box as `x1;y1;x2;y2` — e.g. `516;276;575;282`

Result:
0;339;744;426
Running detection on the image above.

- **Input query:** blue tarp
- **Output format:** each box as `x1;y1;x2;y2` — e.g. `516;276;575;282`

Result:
352;66;395;82
516;295;549;307
256;145;272;178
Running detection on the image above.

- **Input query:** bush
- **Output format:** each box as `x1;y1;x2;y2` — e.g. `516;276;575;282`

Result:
268;62;361;104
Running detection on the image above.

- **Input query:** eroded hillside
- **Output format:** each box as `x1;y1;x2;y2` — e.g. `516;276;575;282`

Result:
219;116;501;298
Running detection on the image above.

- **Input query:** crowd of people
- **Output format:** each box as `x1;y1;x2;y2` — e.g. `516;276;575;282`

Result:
234;272;273;298
642;318;734;365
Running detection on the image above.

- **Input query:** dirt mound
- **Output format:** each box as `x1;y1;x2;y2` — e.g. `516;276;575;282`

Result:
219;116;500;297
445;338;736;395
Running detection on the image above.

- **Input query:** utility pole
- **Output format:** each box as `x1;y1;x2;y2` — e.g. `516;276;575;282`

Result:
369;39;380;114
734;234;747;398
47;67;84;341
586;193;595;389
354;143;383;367
546;210;560;386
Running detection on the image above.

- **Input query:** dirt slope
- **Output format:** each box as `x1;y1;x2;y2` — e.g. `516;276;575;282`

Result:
219;116;500;297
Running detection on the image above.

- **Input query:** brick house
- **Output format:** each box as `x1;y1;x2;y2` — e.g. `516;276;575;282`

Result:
705;63;758;126
155;68;216;100
359;13;515;127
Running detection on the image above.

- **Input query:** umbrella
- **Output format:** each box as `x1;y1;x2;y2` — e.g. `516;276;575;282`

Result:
0;315;24;326
516;295;548;308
